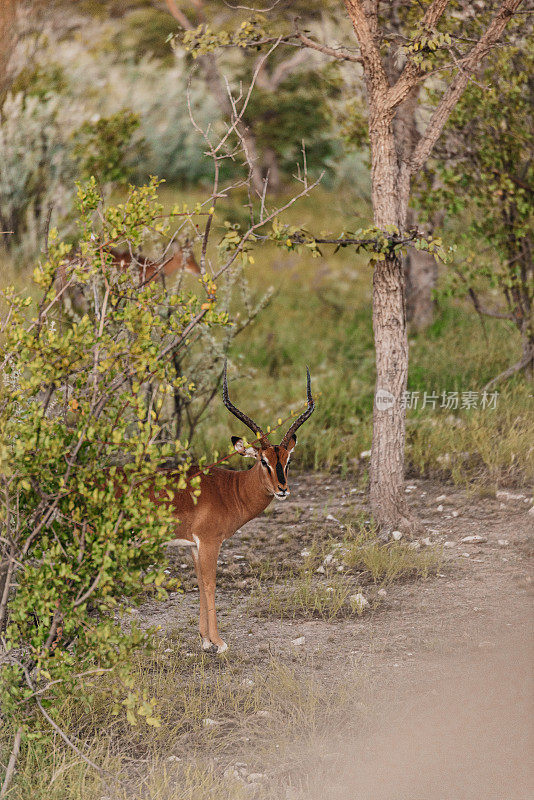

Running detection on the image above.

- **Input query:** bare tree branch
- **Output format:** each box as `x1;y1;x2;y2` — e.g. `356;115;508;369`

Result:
295;29;362;65
344;0;389;97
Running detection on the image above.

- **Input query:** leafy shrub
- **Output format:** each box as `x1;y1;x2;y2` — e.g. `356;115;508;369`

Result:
0;179;228;772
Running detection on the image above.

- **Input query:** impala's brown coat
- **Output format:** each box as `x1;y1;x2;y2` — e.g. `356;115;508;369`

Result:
151;363;313;654
156;440;295;654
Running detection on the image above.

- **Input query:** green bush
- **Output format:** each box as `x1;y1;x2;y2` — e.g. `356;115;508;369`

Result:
0;179;228;772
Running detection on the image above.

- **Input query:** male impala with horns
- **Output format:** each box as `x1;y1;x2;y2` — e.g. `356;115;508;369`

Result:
160;362;315;653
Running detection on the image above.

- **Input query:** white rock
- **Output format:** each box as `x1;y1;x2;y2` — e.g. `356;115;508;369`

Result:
436;494;447;502
167;755;181;762
498;539;510;547
203;718;219;726
451;511;459;518
391;530;403;541
316;566;325;574
326;587;334;593
496;491;525;501
437;504;444;512
323;553;335;566
461;535;487;543
247;773;266;783
461;552;471;558
443;541;456;548
223;766;242;781
377;588;387;598
421;537;432;547
360;449;372;459
336;565;345;572
326;514;340;523
292;636;306;646
409;541;421;550
350;592;369;612
300;549;311;558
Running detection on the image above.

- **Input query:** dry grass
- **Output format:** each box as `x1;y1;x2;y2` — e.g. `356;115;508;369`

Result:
247;520;442;621
1;639;361;800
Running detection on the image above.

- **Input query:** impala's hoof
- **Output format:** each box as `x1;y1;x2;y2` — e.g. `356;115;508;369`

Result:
201;637;212;651
206;641;228;654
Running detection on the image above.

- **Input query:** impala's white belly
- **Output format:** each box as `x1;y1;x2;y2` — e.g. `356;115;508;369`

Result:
167;534;200;552
168;538;195;547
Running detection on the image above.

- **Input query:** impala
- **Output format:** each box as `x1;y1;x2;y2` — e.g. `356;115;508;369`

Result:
57;241;199;313
162;363;315;653
106;240;200;283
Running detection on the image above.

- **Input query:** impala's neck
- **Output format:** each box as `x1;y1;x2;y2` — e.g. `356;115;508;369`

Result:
232;461;273;528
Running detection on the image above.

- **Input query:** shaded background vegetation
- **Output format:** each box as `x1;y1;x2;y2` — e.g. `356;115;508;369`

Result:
1;0;532;484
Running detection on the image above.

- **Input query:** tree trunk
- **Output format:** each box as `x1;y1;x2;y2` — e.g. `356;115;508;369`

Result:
262;146;281;194
367;112;412;531
405;245;437;330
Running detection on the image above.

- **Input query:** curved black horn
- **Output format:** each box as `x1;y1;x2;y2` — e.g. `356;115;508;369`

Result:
281;366;315;447
222;360;265;440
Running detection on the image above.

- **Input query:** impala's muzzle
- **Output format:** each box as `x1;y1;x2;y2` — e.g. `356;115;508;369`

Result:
275;487;289;500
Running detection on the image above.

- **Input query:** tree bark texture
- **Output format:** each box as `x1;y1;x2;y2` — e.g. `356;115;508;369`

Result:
343;0;523;531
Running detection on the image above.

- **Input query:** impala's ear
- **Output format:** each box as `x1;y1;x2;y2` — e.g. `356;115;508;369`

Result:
285;434;297;453
231;436;258;458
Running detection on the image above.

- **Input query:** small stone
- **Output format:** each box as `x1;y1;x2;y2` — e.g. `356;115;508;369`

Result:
409;541;421;550
203;718;219;726
167;755;181;762
326;587;334;593
496;491;525;501
421;537;431;547
461;552;471;558
247;773;266;783
528;505;534;516
461;535;487;543
300;549;311;558
377;588;387;598
336;565;344;572
326;514;341;523
350;592;369;612
443;541;456;548
360;449;371;459
292;636;306;646
316;565;325;574
451;511;459;518
437;504;444;512
323;553;335;566
498;539;509;547
436;494;447;502
391;530;402;541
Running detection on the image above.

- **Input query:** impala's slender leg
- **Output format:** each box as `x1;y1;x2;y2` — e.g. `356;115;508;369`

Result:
198;538;226;654
191;543;211;651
